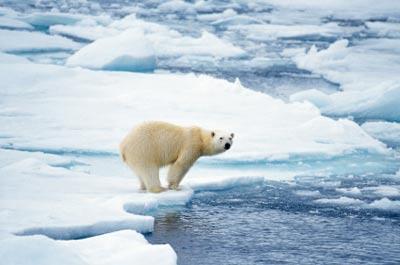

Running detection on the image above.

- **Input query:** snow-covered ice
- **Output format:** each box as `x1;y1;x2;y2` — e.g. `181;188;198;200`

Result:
231;22;360;41
314;196;364;206
361;121;400;147
335;187;362;196
291;39;400;121
49;20;118;41
0;55;387;159
294;190;321;197
262;0;400;20
20;12;107;28
366;22;400;38
0;147;188;264
0;16;33;30
66;29;156;72
367;198;400;211
50;14;245;59
0;231;176;265
0;29;81;52
362;186;400;197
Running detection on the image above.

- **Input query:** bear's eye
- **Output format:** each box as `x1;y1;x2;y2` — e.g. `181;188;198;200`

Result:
219;137;223;140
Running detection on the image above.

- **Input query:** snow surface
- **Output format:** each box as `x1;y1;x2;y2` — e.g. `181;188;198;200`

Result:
50;14;245;59
315;196;364;206
263;0;400;20
0;54;387;159
315;195;400;211
367;198;400;211
291;39;400;121
0;231;176;265
66;29;156;72
0;147;186;265
49;19;118;41
366;22;400;38
0;16;33;30
0;29;81;52
362;121;400;147
335;187;362;196
294;190;321;197
20;12;110;27
362;186;400;197
231;22;360;41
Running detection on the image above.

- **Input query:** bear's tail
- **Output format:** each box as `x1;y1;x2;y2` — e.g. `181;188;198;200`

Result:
119;143;126;163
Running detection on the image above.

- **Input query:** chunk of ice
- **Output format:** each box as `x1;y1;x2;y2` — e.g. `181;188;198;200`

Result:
0;17;33;30
0;29;81;52
315;196;364;205
292;39;400;121
66;29;156;72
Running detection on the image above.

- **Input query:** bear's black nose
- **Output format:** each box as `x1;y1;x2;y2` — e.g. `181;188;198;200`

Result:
224;143;231;150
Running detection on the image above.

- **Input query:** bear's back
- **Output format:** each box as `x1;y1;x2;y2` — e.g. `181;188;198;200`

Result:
121;121;186;167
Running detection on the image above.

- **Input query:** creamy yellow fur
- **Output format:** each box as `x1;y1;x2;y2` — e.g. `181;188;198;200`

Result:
120;121;232;193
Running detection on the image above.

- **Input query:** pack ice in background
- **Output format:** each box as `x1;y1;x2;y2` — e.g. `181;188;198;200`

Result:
0;1;399;264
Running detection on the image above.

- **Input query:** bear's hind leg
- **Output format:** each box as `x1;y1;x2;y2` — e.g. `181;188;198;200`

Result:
141;166;166;193
127;164;147;191
139;178;146;191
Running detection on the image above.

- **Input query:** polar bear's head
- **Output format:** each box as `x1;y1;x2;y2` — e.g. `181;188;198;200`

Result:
209;130;234;154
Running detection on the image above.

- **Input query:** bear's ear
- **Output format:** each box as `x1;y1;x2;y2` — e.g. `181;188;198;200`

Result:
230;133;234;138
211;131;215;137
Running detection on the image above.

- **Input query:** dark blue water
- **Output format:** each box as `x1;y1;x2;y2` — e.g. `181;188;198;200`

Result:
146;179;400;265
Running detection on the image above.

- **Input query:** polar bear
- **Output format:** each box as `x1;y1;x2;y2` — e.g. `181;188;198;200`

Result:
120;121;234;193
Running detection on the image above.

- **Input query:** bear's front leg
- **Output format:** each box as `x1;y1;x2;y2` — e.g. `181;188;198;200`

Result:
167;157;195;190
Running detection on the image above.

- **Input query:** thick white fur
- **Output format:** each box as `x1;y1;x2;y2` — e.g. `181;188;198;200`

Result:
120;121;233;193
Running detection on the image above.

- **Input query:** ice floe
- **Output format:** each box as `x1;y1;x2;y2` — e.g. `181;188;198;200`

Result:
314;196;364;206
66;29;156;72
0;29;81;53
0;17;33;30
367;198;400;211
291;39;400;121
49;19;118;41
366;21;400;38
50;14;245;59
21;12;110;28
158;0;196;15
294;190;321;197
335;187;362;196
362;186;400;197
0;231;176;265
264;0;400;20
231;22;360;41
0;58;387;159
0;148;184;264
362;121;400;147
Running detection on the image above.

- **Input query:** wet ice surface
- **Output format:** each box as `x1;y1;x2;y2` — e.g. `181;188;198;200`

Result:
147;180;400;265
